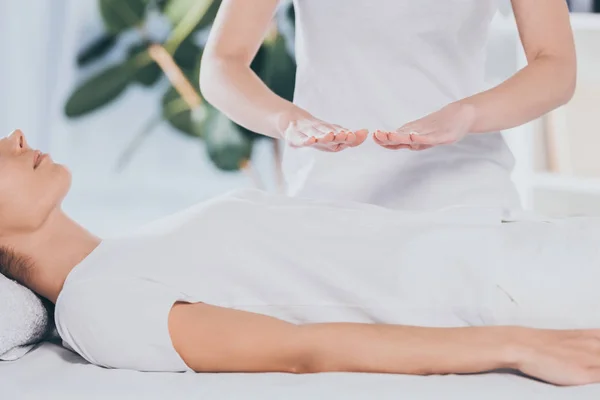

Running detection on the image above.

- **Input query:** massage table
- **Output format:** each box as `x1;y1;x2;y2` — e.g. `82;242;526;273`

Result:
2;342;599;399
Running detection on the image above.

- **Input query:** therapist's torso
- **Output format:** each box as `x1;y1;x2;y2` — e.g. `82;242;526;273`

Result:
284;0;521;211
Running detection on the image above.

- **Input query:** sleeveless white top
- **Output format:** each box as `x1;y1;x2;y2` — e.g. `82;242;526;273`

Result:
55;189;600;372
283;0;521;211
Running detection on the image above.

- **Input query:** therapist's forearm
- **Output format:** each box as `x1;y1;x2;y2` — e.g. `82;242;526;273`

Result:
459;55;576;134
200;56;297;139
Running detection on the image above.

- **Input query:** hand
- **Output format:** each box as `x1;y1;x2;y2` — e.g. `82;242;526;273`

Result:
373;103;476;151
511;327;600;386
280;107;368;152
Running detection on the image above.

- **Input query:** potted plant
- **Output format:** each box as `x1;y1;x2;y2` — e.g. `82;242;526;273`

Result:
65;0;296;187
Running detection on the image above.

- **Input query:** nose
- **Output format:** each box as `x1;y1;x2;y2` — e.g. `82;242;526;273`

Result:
8;129;29;150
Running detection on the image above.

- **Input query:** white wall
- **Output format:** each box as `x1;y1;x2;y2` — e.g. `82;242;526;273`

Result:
0;0;59;150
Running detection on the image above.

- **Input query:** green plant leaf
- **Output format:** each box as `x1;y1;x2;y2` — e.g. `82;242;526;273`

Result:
99;0;149;34
161;85;199;137
194;0;221;32
77;34;118;67
128;42;162;86
173;39;203;71
163;0;220;32
156;0;168;12
201;105;254;171
65;63;136;118
262;34;296;102
163;0;194;25
249;45;268;79
160;67;202;136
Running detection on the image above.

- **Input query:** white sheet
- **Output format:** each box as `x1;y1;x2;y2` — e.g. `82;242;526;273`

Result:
1;343;599;399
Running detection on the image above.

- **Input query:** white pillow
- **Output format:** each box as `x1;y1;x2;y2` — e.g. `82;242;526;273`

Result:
0;274;51;360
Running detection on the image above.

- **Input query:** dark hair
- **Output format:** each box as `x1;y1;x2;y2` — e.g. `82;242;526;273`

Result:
0;246;34;286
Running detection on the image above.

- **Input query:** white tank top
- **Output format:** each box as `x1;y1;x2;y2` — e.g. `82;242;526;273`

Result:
283;0;521;211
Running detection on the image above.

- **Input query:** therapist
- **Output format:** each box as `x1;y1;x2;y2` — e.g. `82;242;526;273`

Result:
200;0;576;210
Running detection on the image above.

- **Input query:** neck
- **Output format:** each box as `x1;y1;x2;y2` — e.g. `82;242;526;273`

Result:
8;209;101;303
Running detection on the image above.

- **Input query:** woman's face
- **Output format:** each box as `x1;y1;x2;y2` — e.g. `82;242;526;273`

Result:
0;130;71;234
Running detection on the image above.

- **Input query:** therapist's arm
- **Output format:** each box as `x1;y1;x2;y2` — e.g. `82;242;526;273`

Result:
200;0;287;138
460;0;577;133
200;0;366;151
376;0;576;150
169;302;600;386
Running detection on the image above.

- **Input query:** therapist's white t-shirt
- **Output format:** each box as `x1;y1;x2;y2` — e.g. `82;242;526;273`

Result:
55;190;600;372
284;0;520;211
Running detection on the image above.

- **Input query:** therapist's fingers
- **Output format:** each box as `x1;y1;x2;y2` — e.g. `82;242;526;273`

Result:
330;125;368;147
375;130;414;145
374;130;390;143
397;127;428;150
349;129;369;147
397;124;440;149
290;121;366;152
372;133;386;146
314;131;336;144
313;129;349;152
373;130;413;150
315;142;349;152
409;133;439;146
383;144;413;150
373;131;390;146
287;132;316;148
373;134;412;150
411;144;434;151
388;131;413;145
334;131;349;143
315;124;358;151
328;125;356;145
306;126;334;142
314;124;350;144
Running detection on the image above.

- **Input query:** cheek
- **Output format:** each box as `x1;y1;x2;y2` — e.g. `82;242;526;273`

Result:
0;176;46;232
0;164;71;232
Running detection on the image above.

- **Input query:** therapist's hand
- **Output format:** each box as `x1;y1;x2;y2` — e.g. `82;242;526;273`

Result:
373;103;477;151
280;107;369;152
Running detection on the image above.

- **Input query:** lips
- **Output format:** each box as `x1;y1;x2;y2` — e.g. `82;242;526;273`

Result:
33;151;45;169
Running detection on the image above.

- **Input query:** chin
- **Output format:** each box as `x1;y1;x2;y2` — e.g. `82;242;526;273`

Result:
53;163;72;199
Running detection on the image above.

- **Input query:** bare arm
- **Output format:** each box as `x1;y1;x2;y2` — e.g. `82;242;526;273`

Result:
169;302;513;375
200;0;367;151
460;0;577;133
200;0;294;139
169;302;600;386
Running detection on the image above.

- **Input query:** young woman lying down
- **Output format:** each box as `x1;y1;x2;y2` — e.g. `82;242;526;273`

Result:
3;130;600;387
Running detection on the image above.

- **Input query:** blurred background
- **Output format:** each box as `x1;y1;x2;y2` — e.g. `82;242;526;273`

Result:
0;0;599;236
